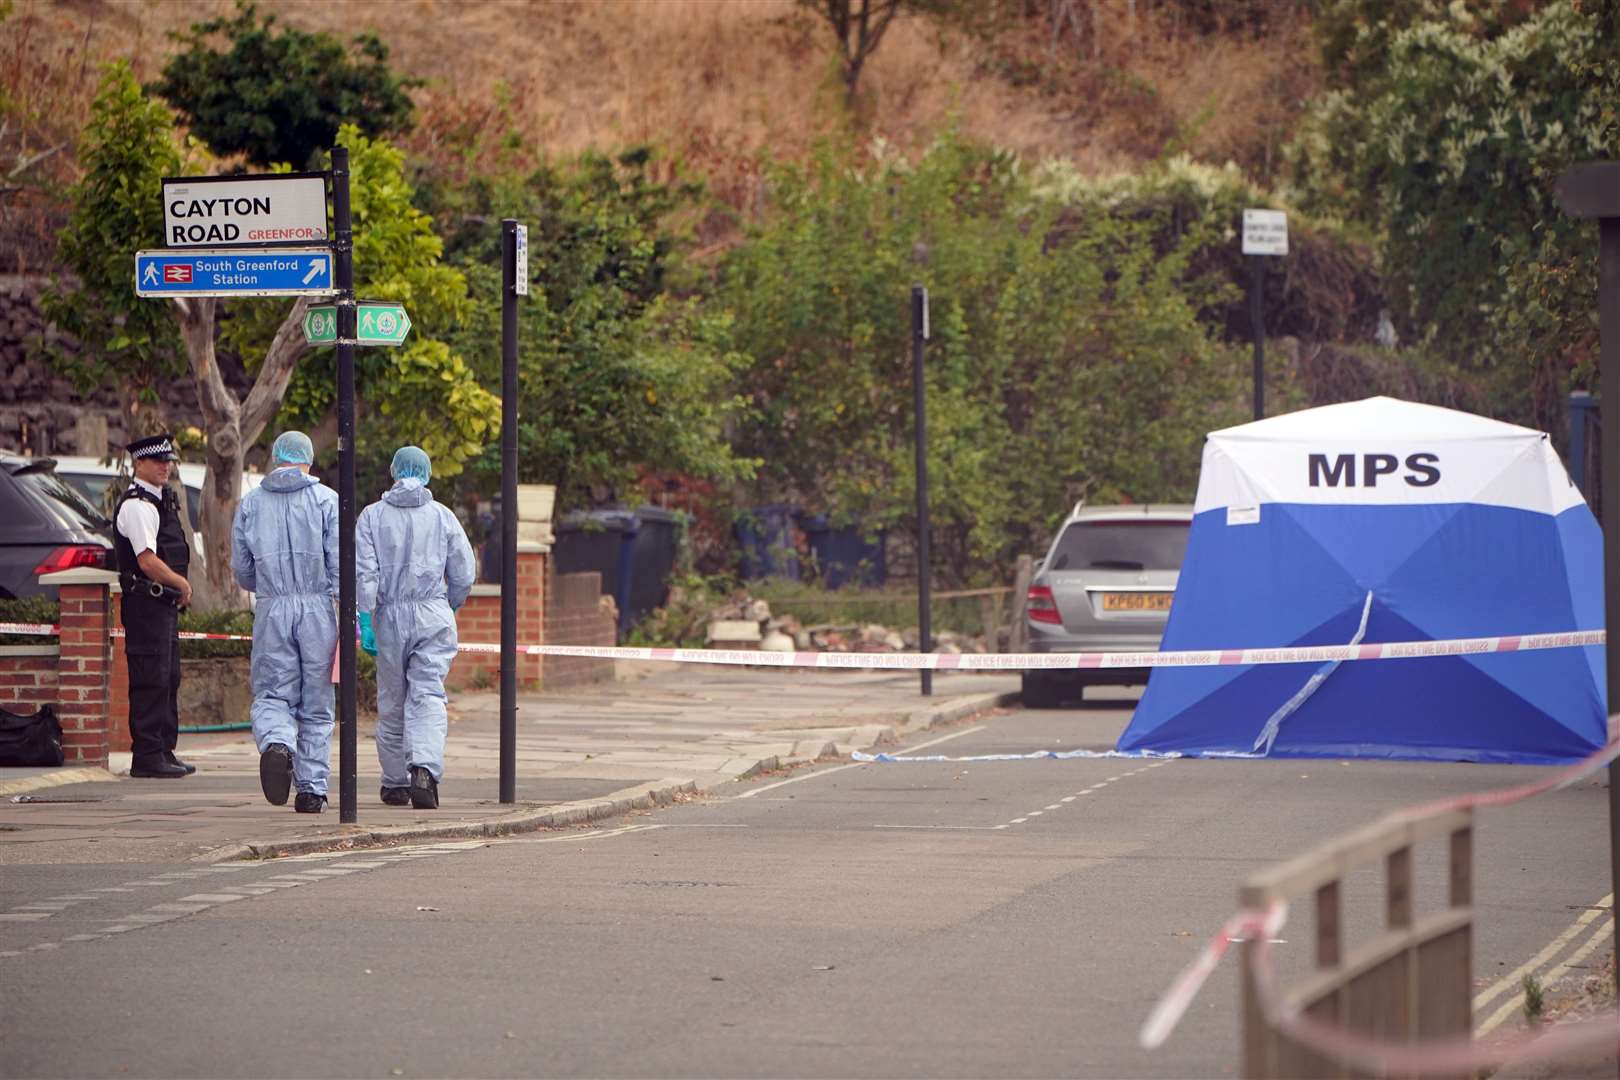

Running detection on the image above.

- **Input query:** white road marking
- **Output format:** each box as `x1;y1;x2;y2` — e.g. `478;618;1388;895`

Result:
872;824;1009;831
1061;796;1077;803
734;726;988;799
499;823;662;846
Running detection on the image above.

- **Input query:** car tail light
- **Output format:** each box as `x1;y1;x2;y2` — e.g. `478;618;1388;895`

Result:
1027;585;1061;625
33;545;109;575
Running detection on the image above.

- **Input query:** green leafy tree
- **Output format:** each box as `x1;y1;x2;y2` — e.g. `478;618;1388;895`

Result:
47;77;495;608
234;126;501;485
42;62;186;442
1289;0;1620;433
720;136;1244;581
430;149;754;509
152;2;415;169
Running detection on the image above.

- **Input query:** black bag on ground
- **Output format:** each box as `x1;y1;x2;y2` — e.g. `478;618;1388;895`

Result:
0;704;65;767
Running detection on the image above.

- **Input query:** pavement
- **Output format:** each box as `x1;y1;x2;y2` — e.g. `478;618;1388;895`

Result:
0;663;1018;864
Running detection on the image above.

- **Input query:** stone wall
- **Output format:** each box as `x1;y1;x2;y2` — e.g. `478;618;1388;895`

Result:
0;274;215;457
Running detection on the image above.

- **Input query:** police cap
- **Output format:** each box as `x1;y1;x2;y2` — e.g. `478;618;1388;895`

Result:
127;434;180;462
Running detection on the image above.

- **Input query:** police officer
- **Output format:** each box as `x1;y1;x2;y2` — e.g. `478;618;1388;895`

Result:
114;434;193;779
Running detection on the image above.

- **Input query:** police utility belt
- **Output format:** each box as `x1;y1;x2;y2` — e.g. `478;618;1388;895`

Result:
120;575;185;608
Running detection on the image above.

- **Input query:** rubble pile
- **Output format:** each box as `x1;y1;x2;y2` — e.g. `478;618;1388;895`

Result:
702;595;991;654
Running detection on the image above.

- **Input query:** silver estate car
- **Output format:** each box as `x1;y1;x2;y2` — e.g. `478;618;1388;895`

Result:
1021;503;1193;707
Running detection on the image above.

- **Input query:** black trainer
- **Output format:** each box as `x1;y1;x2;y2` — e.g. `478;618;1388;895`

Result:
380;786;411;807
293;792;327;813
259;743;293;806
409;766;439;810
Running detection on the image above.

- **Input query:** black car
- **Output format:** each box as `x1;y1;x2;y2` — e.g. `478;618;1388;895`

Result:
0;453;114;600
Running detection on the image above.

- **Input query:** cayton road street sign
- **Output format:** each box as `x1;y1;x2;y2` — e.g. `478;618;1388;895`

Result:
161;172;328;247
303;301;411;347
135;248;335;298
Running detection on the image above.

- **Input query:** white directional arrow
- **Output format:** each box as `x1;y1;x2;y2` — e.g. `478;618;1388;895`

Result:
301;259;324;285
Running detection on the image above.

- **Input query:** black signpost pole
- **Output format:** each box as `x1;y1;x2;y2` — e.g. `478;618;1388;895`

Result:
499;219;519;805
912;285;932;697
332;146;358;825
1250;255;1265;421
1555;161;1620;1027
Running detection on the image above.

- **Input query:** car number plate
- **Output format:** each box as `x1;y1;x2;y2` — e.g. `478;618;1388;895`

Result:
1101;592;1173;612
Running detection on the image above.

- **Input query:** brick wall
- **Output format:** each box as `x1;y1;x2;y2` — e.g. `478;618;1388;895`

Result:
10;570;119;767
543;567;616;689
109;591;131;754
447;546;612;691
450;588;502;690
0;647;60;712
449;545;545;690
53;579;113;764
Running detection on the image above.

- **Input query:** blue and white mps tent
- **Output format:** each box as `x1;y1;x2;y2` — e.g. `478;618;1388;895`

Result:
1116;397;1605;765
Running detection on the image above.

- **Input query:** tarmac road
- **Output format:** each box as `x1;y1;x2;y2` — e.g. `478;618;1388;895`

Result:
1;690;1610;1078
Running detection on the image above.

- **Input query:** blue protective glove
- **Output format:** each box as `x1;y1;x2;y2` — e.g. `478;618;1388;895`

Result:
358;611;377;657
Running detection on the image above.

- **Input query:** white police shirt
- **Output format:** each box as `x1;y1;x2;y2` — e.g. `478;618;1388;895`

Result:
115;478;164;557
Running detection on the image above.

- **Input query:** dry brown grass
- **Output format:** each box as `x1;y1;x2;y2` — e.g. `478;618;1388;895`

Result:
1;0;1320;265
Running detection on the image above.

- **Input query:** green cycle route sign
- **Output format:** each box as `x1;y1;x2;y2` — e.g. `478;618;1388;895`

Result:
302;301;411;347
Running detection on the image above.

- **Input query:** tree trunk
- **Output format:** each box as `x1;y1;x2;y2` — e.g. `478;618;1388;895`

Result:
171;296;312;611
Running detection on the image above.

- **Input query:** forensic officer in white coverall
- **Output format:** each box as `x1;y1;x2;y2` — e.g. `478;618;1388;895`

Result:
356;445;476;809
232;431;339;813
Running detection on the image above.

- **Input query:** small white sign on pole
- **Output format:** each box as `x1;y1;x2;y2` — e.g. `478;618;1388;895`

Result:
514;224;529;296
162;172;329;247
1242;209;1289;256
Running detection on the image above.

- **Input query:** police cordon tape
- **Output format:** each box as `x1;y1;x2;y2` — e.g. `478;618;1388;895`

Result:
1;622;1606;669
1139;733;1620;1072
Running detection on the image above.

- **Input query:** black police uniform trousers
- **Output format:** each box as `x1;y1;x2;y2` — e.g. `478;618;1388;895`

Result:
122;591;181;763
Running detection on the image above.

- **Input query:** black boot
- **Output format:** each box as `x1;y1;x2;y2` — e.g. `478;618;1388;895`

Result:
293;792;327;813
130;756;187;779
166;750;196;775
380;786;411;807
259;743;293;805
409;766;438;810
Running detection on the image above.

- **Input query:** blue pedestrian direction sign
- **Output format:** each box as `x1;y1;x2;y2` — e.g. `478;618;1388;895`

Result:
134;247;335;298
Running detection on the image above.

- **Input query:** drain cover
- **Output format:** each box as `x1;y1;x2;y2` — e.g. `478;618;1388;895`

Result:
8;794;105;804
